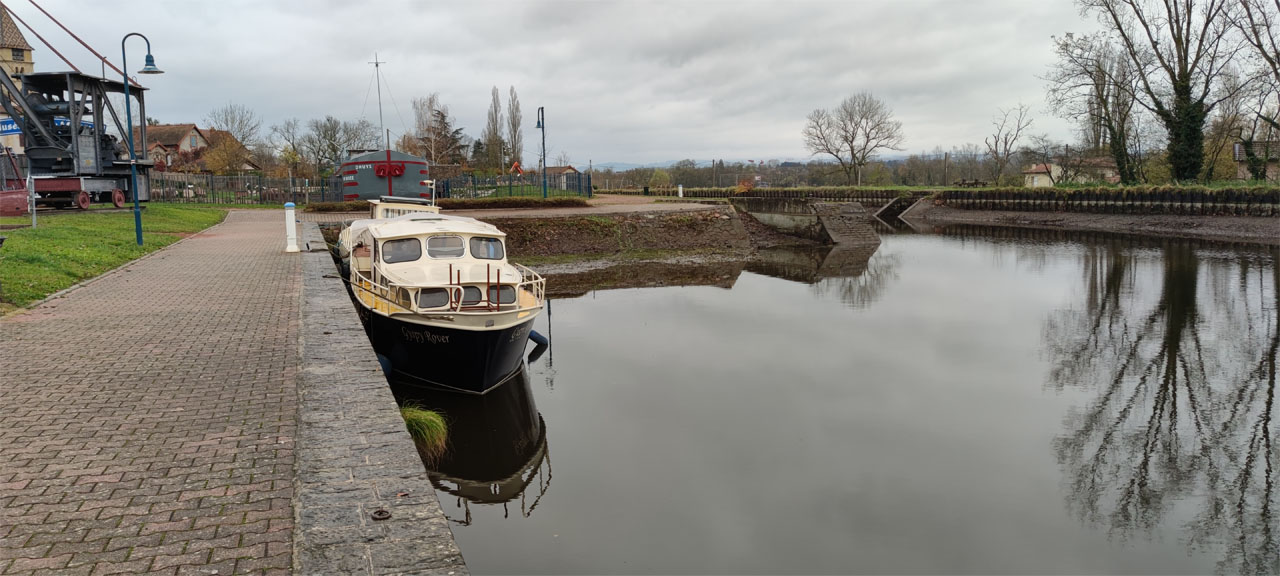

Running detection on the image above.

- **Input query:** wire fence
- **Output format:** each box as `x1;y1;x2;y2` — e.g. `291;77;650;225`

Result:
149;170;594;204
149;172;344;205
435;172;592;199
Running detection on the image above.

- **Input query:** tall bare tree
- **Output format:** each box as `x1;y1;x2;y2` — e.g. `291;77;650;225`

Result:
983;104;1033;184
1232;0;1280;131
482;86;504;171
507;86;523;167
1078;0;1243;182
1046;33;1143;183
803;92;905;185
303;116;379;175
205;103;261;147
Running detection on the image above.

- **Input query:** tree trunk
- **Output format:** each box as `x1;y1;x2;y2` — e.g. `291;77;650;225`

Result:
1161;86;1208;182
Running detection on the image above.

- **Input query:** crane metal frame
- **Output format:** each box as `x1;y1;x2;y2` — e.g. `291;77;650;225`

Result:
0;70;153;208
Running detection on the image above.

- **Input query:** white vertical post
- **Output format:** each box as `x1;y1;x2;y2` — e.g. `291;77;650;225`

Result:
284;202;299;253
677;184;683;198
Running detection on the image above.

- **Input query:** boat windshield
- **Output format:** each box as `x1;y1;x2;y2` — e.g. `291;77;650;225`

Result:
470;237;505;260
382;238;421;263
428;236;465;258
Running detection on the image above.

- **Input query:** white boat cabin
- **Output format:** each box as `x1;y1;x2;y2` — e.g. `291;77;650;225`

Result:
346;213;543;322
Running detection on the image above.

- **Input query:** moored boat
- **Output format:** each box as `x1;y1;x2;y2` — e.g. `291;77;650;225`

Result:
340;199;545;394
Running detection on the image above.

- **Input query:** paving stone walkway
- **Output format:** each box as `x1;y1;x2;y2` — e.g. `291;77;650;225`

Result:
0;211;299;575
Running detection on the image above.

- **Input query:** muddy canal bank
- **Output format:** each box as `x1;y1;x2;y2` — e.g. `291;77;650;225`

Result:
902;201;1280;246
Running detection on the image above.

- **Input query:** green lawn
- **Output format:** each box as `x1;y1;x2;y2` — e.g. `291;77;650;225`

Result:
0;205;228;313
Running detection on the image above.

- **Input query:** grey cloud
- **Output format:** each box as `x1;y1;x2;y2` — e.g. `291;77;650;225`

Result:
23;0;1087;163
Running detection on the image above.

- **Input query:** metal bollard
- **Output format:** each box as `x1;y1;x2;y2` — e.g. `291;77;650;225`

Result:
284;202;299;253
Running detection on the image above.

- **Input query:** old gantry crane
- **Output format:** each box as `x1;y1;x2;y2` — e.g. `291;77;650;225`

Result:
0;1;155;211
0;71;152;209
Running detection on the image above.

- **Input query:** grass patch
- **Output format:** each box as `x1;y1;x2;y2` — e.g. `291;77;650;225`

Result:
0;205;227;313
400;405;448;462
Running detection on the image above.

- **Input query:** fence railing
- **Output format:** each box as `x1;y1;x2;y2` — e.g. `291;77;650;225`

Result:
149;172;345;205
436;172;592;199
606;186;926;207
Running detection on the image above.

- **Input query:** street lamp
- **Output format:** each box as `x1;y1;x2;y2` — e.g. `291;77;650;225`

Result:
536;106;546;199
121;33;163;246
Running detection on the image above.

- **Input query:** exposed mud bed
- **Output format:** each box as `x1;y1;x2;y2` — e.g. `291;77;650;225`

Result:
904;201;1280;246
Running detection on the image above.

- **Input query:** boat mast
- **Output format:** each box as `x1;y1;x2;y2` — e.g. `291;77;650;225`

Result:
370;52;388;150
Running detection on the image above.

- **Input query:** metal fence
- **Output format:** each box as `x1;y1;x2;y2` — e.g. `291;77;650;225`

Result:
149;170;594;204
149;172;344;205
436;172;592;199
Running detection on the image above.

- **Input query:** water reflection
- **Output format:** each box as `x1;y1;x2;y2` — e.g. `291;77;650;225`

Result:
747;244;900;309
544;261;742;299
390;370;552;525
1041;235;1279;574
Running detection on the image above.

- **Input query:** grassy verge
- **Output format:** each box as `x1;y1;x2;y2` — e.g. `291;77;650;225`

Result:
0;205;228;313
400;405;447;462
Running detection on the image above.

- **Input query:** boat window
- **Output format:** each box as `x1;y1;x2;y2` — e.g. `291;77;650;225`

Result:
488;285;517;304
460;286;483;305
417;288;451;309
427;235;465;258
470;237;505;260
381;238;421;263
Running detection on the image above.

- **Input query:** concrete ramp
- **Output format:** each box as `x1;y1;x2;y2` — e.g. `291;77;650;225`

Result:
812;202;881;245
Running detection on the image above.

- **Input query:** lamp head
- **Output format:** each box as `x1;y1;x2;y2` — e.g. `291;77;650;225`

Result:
138;54;163;75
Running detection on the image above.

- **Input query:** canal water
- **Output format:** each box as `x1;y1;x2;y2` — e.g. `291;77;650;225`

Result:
395;227;1279;575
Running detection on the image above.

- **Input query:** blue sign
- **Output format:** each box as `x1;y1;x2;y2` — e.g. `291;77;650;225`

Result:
0;116;95;136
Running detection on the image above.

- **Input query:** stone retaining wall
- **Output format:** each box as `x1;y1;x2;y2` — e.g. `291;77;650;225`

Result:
295;222;467;575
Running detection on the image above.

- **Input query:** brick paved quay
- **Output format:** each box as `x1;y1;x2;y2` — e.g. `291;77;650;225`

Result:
1;211;298;575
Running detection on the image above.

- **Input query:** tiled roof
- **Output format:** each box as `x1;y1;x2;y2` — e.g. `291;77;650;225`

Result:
132;124;198;148
1021;163;1052;175
544;165;577;176
0;5;33;51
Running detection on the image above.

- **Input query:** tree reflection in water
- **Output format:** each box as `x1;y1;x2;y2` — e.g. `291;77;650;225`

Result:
1045;239;1278;574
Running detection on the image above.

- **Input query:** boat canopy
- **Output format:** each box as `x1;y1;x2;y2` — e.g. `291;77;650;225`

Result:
348;213;506;242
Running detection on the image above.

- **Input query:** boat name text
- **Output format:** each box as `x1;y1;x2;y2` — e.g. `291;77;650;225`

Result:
402;327;450;344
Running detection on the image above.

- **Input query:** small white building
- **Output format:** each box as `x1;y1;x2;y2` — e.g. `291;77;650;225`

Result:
1022;163;1060;188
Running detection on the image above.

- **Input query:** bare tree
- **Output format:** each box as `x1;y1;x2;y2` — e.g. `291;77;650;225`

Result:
507;86;523;166
803;92;905;185
1046;33;1143;183
1232;0;1280;130
984;104;1033;184
1078;0;1244;182
1021;135;1089;185
554;150;571;167
205;103;261;147
482;86;504;171
303;116;379;175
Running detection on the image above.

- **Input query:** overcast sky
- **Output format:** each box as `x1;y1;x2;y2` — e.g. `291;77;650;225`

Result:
18;0;1100;164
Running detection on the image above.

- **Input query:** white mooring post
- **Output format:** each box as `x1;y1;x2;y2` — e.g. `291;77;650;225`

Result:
284;202;299;253
678;184;683;198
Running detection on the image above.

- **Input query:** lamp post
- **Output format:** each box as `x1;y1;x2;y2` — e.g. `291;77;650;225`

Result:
121;32;163;246
536;107;546;199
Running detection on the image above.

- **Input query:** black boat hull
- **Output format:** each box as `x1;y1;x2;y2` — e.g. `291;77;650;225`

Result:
357;306;534;394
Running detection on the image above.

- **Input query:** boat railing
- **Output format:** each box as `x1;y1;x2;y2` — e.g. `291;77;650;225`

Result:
353;262;545;315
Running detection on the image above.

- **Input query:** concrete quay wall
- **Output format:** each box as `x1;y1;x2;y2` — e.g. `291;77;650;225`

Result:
295;222;467;575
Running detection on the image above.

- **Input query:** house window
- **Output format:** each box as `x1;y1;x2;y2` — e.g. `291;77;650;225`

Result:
189;135;198;148
11;49;23;61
